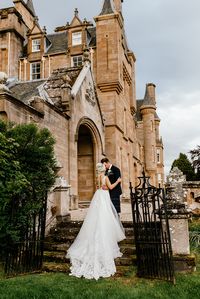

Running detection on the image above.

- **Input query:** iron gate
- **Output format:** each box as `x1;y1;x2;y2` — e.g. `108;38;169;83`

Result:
3;195;47;276
130;172;175;283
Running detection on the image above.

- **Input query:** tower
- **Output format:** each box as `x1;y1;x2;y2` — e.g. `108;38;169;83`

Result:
94;0;138;196
0;0;37;78
140;83;157;185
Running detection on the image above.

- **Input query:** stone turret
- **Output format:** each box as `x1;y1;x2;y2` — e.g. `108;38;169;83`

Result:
99;0;114;15
95;0;123;94
113;0;123;13
140;83;157;184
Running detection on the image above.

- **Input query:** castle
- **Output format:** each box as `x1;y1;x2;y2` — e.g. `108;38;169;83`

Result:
0;0;164;218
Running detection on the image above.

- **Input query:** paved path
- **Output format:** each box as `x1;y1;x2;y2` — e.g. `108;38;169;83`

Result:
70;202;133;222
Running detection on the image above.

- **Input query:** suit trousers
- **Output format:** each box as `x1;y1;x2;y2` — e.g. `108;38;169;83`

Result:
111;196;121;213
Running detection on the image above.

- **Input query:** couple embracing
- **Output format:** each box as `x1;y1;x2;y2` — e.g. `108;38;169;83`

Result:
66;158;125;280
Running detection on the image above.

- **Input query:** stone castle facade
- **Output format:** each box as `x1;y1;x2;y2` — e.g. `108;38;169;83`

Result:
0;1;164;219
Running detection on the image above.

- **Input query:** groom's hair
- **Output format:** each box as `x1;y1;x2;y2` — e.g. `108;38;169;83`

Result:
101;158;110;163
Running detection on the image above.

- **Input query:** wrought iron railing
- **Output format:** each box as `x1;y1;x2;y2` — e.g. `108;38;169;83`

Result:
130;172;175;283
2;196;47;277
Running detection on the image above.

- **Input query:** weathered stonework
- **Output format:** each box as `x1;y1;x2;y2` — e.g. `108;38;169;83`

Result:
166;167;200;214
0;1;165;223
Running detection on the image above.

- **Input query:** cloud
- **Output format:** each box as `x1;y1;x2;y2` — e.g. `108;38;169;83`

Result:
158;91;200;174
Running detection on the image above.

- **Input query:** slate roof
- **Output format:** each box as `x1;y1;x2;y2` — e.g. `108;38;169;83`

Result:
136;99;160;121
45;32;68;55
99;0;114;15
88;27;96;47
136;99;144;121
46;67;82;88
44;28;96;55
26;0;36;17
9;80;46;104
8;67;82;108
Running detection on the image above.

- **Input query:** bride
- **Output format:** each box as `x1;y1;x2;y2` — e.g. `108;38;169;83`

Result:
66;162;126;280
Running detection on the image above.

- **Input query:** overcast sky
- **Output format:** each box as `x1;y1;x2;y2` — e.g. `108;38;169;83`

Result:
1;0;200;175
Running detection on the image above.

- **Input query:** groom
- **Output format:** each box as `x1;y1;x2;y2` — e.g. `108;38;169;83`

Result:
101;158;122;214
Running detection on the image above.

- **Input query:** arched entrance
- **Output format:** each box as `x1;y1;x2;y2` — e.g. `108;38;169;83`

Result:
0;112;8;122
77;124;95;202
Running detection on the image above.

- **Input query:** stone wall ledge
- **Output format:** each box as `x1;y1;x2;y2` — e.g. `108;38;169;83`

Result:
173;254;196;273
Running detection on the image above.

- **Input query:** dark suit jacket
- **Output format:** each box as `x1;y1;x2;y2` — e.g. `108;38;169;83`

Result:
106;165;122;198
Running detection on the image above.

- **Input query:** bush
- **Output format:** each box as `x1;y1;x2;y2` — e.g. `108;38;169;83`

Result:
0;121;57;256
189;218;200;253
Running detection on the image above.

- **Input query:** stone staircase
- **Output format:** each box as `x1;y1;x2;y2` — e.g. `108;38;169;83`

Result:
43;220;136;276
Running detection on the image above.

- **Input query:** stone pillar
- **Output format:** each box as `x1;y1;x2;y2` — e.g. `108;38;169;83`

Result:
167;208;190;255
53;177;71;222
166;167;186;203
164;186;196;272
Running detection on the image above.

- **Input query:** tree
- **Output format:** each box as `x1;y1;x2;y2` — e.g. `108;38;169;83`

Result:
171;152;196;181
0;120;57;255
190;145;200;180
0;124;29;250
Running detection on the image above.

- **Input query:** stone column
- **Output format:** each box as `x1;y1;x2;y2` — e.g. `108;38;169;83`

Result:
163;186;196;272
53;177;71;222
169;213;190;255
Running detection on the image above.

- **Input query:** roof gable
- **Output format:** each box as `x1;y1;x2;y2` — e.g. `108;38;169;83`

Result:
70;8;82;26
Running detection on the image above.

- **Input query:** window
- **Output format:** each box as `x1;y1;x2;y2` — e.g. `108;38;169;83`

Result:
123;108;127;135
157;148;161;163
0;48;8;73
157;173;162;183
151;120;154;131
152;145;155;162
72;32;82;46
72;56;83;67
31;62;41;80
32;39;41;52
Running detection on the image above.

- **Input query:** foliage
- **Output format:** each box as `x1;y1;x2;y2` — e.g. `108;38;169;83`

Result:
0;120;57;255
171;153;196;181
190;232;200;253
189;218;200;253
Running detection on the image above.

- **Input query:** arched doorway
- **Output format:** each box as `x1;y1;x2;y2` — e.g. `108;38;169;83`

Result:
0;112;8;122
77;124;95;202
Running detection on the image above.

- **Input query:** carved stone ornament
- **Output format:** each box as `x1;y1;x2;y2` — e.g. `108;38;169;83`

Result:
85;82;96;106
0;72;10;92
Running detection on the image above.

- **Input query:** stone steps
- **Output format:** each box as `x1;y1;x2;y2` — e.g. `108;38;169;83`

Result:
78;201;91;209
42;262;135;276
43;220;136;274
43;250;136;266
44;240;135;253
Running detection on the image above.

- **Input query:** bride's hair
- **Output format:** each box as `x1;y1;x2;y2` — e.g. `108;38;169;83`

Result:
96;162;105;173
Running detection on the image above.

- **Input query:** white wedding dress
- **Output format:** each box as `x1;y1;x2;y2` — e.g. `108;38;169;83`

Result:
66;176;126;280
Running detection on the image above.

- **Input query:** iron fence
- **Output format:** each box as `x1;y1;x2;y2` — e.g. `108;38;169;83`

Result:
130;172;175;283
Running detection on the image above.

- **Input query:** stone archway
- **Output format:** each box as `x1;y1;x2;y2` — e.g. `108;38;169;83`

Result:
77;124;95;202
0;111;8;122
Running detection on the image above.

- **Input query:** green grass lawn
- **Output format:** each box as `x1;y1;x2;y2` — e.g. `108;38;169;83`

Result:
0;262;200;299
1;218;199;299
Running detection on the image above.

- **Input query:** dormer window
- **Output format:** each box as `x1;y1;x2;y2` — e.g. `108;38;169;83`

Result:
32;39;41;52
72;32;82;46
